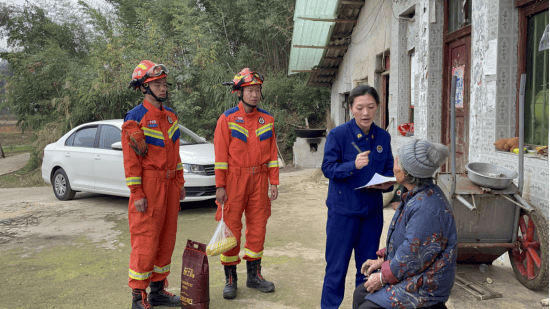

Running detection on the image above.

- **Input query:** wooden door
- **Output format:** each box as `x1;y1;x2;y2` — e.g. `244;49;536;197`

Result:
379;74;390;130
442;35;471;173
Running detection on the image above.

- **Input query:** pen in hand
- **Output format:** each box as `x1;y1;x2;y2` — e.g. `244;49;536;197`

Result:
352;142;370;169
351;142;363;154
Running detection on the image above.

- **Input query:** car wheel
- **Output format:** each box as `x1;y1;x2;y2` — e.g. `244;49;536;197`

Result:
52;168;76;201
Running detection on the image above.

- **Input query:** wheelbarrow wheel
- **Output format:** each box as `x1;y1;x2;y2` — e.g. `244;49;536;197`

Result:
508;206;549;291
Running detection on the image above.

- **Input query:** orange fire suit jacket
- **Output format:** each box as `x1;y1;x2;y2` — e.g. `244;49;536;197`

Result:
122;99;185;289
122;99;185;198
214;102;279;189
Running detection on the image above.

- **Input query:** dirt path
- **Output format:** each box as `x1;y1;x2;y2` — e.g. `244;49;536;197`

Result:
0;152;30;175
0;169;547;308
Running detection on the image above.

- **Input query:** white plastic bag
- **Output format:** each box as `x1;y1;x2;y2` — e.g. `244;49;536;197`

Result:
206;204;237;256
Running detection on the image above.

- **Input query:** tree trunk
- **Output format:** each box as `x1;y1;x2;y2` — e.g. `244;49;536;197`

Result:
0;141;5;158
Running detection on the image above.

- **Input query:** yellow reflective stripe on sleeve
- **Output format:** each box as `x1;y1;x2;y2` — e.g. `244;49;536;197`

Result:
126;177;142;186
221;254;239;263
255;123;273;136
215;162;228;170
129;269;152;280
177;163;183;170
267;161;279;168
142;127;165;140
168;120;179;140
153;264;170;274
244;248;263;259
228;122;249;137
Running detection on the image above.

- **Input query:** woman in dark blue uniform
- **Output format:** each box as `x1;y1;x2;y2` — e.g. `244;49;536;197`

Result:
321;85;395;309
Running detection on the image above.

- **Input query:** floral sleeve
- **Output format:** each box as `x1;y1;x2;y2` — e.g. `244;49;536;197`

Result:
382;207;448;284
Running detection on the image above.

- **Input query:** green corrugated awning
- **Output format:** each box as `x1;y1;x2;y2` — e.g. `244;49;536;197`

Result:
288;0;339;75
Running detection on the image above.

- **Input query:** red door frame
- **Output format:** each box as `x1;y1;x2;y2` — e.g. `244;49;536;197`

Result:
441;1;472;173
379;74;390;130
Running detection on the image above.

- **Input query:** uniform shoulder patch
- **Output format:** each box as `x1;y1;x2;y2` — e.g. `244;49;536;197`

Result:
164;106;178;120
124;104;148;123
256;107;272;116
164;105;175;114
223;106;240;117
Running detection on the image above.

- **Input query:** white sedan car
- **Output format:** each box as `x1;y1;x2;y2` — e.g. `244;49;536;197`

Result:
42;119;216;202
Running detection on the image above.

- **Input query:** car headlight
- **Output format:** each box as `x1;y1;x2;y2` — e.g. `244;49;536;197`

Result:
182;164;207;175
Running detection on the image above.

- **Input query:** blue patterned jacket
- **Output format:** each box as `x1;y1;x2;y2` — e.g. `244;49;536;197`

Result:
367;180;457;308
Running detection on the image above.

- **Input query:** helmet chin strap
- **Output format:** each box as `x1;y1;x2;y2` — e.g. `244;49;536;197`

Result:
143;85;167;103
240;97;257;109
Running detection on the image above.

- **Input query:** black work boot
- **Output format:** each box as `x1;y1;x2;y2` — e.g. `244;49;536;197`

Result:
246;259;275;293
223;265;238;299
148;279;180;307
132;289;154;309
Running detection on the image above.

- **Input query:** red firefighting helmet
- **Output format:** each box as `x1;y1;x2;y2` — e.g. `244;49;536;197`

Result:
128;60;169;89
226;68;264;93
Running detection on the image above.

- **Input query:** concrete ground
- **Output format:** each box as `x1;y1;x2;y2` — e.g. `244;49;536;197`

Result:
0;168;547;308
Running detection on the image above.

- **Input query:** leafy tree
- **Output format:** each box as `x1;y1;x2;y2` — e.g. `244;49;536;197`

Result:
0;0;330;167
0;60;9;107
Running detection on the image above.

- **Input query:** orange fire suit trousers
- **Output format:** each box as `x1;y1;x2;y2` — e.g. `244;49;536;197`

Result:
216;166;271;266
128;170;181;290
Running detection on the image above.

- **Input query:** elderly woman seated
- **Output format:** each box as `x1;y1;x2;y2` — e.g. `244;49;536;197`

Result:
353;139;458;309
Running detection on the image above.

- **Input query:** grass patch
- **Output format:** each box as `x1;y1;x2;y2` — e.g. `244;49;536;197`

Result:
3;150;30;158
0;132;35;146
0;219;131;309
0;168;48;188
2;144;32;153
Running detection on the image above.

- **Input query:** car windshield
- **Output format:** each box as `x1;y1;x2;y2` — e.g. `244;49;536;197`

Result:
179;125;207;145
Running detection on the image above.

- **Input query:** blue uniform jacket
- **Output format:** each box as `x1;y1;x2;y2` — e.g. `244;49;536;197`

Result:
322;120;394;217
368;181;458;308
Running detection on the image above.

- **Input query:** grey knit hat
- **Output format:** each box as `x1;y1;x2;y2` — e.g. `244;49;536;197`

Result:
398;139;450;178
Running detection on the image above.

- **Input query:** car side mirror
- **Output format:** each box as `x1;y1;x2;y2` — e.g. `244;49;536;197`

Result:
111;142;123;151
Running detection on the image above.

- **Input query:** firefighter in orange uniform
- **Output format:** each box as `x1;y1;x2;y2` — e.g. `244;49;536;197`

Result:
215;68;279;299
123;60;185;309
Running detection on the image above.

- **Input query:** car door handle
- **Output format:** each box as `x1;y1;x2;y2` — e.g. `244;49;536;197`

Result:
65;153;71;157
94;155;101;160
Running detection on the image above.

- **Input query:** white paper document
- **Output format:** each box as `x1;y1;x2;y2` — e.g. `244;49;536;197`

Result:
355;173;396;190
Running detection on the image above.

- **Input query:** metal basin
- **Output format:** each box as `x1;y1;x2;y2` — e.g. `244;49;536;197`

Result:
294;129;326;138
465;162;518;189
